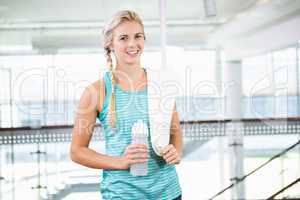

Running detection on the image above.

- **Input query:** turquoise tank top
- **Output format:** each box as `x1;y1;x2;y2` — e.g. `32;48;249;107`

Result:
97;69;182;200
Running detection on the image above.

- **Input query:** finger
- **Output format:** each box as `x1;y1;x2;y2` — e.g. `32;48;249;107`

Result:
128;144;148;149
126;155;148;165
131;153;149;160
126;146;148;153
126;148;148;155
165;153;178;163
163;148;176;160
165;150;180;164
163;146;177;158
169;157;180;165
125;144;148;151
131;158;148;164
161;144;174;155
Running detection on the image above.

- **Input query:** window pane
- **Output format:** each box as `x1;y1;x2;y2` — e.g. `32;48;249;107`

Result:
242;54;272;97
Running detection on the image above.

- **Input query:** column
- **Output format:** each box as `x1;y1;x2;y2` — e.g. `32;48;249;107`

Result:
296;46;300;178
159;0;167;69
0;145;3;200
223;60;245;199
216;48;225;194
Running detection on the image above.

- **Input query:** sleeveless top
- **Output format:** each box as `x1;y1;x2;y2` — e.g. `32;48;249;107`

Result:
97;69;182;200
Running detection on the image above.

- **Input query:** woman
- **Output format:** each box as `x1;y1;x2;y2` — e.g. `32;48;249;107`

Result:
70;10;182;200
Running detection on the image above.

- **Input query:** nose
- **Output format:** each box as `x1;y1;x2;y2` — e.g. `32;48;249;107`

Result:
128;37;137;47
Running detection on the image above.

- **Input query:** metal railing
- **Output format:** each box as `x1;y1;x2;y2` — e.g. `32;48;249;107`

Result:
1;117;300;200
1;117;300;144
209;139;300;199
266;177;300;200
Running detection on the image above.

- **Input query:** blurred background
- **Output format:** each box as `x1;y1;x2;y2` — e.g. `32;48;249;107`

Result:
0;0;300;199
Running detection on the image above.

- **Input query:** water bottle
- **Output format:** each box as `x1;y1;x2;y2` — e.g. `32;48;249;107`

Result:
130;120;148;176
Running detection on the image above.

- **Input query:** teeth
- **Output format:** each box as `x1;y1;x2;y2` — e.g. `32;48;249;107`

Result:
127;50;138;54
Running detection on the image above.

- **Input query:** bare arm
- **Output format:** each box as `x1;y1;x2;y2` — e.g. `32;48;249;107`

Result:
161;103;183;164
170;103;183;157
70;80;148;170
70;81;125;170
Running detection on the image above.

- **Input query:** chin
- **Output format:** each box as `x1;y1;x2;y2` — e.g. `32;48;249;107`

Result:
125;59;140;65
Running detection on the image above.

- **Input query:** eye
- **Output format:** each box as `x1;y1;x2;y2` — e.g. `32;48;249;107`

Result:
135;34;144;39
119;36;127;41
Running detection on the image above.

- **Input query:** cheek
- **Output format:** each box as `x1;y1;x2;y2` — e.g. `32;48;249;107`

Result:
112;40;124;50
138;41;145;50
114;45;126;55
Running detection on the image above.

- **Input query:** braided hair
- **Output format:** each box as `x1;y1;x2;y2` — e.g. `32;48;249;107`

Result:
102;10;145;128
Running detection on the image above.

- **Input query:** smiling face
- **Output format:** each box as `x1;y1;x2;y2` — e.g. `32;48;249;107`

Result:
110;21;145;67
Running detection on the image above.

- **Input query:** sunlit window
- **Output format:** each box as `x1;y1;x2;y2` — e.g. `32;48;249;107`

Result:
0;49;218;127
242;47;299;118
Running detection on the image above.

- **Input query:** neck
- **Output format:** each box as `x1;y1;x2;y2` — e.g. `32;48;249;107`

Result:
115;62;144;83
116;63;141;73
116;63;142;77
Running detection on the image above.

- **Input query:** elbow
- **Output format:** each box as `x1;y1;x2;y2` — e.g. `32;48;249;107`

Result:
70;146;80;163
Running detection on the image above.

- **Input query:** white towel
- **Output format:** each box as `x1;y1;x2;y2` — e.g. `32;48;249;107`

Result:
146;68;178;156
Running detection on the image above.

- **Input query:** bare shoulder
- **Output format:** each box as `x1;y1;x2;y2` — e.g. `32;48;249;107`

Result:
89;78;106;114
77;78;106;116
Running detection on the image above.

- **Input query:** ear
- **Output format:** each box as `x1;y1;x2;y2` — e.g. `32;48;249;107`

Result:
108;44;114;52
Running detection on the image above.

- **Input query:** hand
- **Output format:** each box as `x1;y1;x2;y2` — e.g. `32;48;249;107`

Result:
161;144;181;165
119;144;149;170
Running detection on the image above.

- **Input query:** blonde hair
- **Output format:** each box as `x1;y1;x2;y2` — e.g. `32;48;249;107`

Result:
102;10;145;128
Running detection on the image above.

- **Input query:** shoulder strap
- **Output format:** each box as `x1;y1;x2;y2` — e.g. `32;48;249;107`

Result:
98;71;112;122
98;77;104;112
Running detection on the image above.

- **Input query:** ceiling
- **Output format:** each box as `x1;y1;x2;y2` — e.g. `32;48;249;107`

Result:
0;0;255;22
0;0;299;57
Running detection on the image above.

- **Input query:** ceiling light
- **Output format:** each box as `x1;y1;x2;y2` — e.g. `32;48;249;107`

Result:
203;0;217;17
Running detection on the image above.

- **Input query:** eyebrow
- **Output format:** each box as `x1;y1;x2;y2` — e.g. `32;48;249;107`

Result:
118;32;144;38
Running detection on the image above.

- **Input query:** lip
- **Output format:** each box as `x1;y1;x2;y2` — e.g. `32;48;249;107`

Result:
126;50;139;56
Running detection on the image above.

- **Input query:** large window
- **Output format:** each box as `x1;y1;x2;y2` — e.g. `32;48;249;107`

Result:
0;68;12;127
242;47;299;118
0;49;218;127
1;46;299;127
0;54;105;127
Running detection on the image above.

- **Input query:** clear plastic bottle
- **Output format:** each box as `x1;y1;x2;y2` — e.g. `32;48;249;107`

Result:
130;120;148;176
